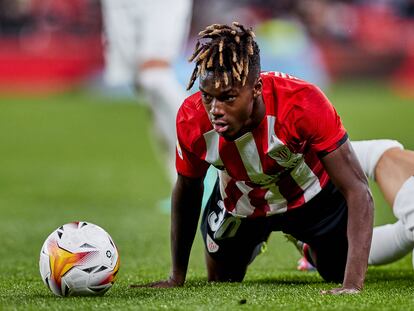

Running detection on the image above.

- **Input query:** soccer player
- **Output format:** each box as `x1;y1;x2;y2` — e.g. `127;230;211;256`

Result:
100;0;192;180
296;140;414;271
142;22;374;294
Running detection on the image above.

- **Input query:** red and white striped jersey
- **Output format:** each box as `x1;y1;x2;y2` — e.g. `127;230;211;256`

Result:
176;72;347;217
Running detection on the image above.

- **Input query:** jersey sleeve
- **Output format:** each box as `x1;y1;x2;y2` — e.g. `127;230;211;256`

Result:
175;101;210;178
297;85;348;157
175;138;209;178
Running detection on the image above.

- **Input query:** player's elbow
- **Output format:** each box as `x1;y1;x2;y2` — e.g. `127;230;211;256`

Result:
341;178;374;211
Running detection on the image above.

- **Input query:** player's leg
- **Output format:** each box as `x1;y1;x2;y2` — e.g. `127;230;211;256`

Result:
295;144;414;269
351;140;414;265
200;181;270;282
350;139;403;183
304;232;348;282
375;147;414;205
281;182;349;282
370;173;414;264
100;0;138;88
137;0;192;181
369;220;414;265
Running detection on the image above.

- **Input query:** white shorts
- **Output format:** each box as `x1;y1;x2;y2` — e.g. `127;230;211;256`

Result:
351;139;404;180
101;0;192;86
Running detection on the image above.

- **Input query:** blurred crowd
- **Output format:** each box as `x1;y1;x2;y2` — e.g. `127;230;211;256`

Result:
0;0;413;96
0;0;101;36
190;0;414;93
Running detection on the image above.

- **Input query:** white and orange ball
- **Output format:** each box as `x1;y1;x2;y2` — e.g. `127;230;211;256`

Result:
39;221;120;297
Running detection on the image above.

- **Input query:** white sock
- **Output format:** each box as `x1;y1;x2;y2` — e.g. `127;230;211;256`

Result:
351;140;403;180
369;177;414;265
369;220;414;265
393;177;414;234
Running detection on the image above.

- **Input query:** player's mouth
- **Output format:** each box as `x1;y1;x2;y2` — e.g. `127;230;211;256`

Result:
212;121;229;134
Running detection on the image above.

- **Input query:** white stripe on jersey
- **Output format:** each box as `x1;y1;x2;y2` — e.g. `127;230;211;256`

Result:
267;115;321;203
218;169;230;202
235;132;269;184
234;130;288;214
290;159;322;202
267;116;285;155
267;116;302;168
264;183;288;215
234;181;254;217
203;129;223;167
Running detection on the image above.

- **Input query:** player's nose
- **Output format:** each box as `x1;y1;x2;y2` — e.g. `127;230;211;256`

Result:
210;98;224;116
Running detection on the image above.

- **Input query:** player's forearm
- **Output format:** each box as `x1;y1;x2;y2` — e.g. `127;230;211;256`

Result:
343;188;374;289
170;175;204;285
170;203;201;284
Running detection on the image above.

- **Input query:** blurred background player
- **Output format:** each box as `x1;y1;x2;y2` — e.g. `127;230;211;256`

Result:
100;0;193;181
296;139;414;271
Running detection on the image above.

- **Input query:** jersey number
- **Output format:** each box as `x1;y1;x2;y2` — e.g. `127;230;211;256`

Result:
208;202;241;240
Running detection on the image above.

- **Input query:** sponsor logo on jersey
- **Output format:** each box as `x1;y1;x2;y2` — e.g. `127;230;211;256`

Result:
206;233;219;253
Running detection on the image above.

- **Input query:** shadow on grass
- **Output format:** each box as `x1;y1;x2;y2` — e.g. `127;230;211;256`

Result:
124;269;414;295
29;269;414;300
366;268;414;282
122;274;325;299
243;277;323;286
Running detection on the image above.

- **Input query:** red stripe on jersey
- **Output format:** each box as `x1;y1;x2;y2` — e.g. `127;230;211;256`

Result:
195;135;207;163
218;140;250;181
223;179;243;213
253;117;286;176
277;174;306;209
247;186;271;217
305;151;330;189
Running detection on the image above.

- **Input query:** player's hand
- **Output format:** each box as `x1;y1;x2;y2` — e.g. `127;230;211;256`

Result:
320;287;361;295
130;276;183;288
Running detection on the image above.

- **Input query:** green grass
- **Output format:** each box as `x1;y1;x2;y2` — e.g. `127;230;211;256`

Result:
0;81;413;310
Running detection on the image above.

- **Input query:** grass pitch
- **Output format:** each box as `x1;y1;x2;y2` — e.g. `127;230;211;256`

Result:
0;81;413;310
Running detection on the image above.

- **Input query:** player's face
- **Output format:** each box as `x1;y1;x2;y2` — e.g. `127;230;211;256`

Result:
199;71;263;141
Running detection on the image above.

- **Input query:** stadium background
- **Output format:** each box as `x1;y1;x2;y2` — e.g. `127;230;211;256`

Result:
1;0;414;310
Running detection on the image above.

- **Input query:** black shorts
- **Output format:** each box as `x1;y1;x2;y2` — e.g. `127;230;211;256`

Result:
200;179;348;282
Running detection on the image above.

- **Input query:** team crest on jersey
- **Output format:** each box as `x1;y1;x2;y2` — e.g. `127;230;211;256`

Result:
206;233;219;253
268;145;302;168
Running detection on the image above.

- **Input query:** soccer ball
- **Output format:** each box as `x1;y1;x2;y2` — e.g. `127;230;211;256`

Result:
39;221;120;297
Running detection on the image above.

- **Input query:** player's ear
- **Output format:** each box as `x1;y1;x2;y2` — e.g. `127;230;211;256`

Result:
253;77;262;98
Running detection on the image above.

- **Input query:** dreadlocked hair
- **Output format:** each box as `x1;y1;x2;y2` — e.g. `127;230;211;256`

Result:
186;22;260;90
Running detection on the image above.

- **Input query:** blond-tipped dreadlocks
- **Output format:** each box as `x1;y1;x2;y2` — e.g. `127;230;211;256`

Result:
186;22;260;90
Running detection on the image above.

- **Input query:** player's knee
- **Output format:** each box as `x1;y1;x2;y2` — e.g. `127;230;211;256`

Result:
311;245;347;283
205;253;247;283
207;263;246;282
317;268;344;284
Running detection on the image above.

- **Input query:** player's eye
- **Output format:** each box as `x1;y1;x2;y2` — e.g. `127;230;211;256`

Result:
224;96;236;102
202;93;213;102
